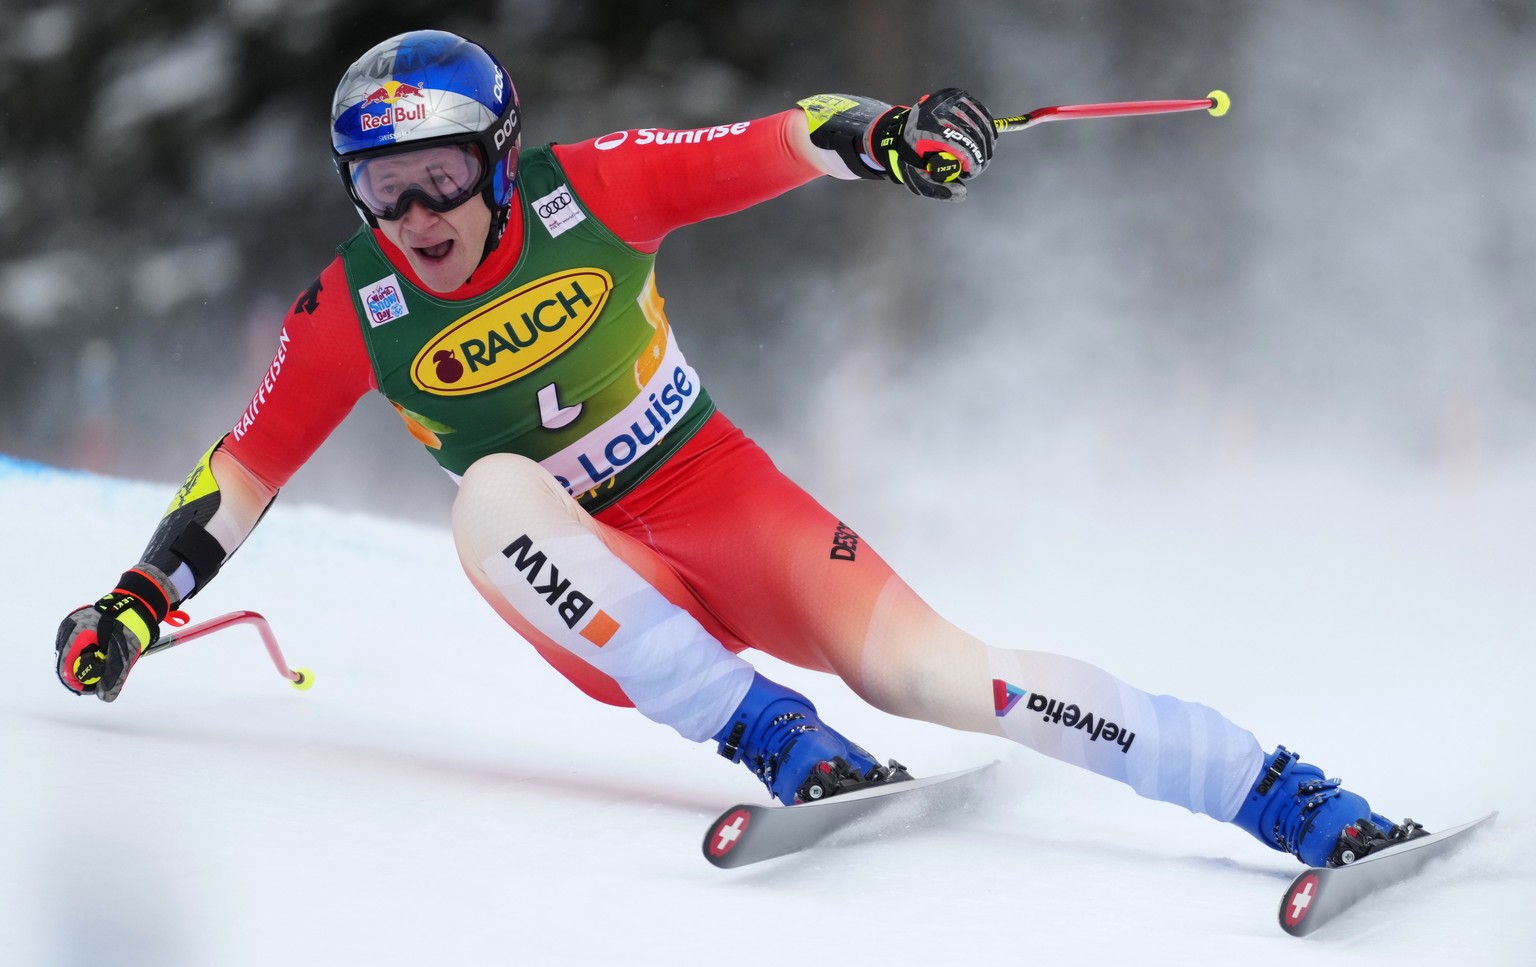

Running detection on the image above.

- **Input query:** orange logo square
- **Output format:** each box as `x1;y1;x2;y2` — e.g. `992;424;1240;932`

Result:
581;610;620;647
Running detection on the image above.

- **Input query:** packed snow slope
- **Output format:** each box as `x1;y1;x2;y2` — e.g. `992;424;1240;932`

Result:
2;454;1532;967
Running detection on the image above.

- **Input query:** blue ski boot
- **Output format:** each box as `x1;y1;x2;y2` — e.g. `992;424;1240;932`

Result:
714;673;909;804
1232;746;1425;867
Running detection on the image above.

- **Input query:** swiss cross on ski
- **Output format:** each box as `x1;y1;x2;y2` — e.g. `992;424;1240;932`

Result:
709;808;752;858
1275;812;1497;937
1284;873;1320;929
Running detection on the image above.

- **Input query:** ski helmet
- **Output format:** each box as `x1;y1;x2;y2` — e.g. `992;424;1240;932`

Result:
331;31;521;243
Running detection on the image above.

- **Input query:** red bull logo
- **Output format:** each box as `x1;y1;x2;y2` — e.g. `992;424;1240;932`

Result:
358;81;430;132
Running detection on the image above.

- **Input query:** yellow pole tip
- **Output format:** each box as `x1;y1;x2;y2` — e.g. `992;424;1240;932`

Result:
290;668;316;692
1207;90;1231;117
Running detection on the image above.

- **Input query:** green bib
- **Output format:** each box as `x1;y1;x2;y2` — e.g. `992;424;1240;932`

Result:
339;146;714;511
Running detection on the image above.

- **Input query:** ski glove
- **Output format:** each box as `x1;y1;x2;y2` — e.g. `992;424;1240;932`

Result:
798;88;996;201
871;88;996;202
56;564;175;702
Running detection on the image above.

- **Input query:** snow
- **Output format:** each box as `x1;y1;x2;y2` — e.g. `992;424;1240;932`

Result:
2;452;1532;967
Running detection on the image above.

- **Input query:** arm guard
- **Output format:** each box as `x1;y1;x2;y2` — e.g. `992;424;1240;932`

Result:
795;94;896;180
138;441;229;605
139;438;275;605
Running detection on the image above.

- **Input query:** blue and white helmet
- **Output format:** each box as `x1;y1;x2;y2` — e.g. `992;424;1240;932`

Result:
331;31;521;230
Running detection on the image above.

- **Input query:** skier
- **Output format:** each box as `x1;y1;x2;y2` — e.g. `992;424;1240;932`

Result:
55;29;1417;869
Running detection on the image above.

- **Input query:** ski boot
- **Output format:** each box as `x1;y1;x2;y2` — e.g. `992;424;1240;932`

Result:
1232;746;1426;867
713;672;910;804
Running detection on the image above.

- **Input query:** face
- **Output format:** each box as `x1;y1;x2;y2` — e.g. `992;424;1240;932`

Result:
370;173;493;294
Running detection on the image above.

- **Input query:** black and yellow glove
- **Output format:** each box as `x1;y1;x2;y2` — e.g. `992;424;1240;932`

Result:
871;88;996;201
798;88;996;201
56;564;175;702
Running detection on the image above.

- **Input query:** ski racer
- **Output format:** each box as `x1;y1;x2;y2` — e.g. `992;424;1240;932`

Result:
55;29;1420;869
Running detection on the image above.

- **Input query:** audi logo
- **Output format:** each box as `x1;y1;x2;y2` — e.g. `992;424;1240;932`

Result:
538;193;573;218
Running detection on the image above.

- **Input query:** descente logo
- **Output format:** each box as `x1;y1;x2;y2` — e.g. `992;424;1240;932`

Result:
830;522;859;561
410;268;612;395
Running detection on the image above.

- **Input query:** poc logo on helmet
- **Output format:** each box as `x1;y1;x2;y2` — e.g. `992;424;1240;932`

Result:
493;111;519;149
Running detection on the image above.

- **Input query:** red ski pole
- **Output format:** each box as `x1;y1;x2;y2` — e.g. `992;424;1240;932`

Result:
918;90;1229;181
992;89;1231;134
144;610;314;690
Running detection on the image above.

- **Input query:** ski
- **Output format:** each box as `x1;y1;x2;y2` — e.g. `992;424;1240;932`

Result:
702;761;997;869
1279;811;1497;936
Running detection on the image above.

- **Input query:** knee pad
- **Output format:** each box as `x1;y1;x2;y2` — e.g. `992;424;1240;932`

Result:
453;454;577;562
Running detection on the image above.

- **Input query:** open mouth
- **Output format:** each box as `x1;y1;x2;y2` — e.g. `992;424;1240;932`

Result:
413;240;454;263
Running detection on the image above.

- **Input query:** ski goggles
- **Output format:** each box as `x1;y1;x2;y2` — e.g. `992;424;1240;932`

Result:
341;140;493;221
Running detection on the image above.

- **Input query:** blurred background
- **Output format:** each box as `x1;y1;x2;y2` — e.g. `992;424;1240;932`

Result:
1;0;1533;523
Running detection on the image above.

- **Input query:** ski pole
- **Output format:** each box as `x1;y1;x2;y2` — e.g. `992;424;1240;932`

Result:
992;90;1231;134
144;610;314;691
920;90;1229;181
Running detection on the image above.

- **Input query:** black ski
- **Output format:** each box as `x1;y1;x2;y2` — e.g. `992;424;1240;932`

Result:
1279;812;1497;936
703;762;998;869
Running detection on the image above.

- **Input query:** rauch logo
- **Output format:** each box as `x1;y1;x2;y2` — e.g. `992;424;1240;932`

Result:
410;268;613;395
